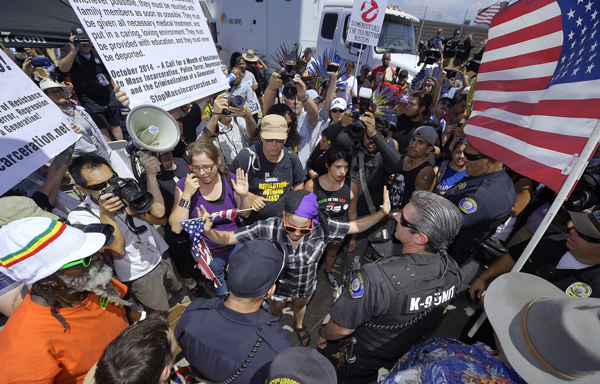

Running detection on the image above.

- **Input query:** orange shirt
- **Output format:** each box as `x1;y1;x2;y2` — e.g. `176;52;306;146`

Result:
0;279;129;384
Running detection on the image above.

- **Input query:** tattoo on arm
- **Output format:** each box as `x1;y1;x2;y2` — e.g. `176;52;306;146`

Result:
54;145;74;171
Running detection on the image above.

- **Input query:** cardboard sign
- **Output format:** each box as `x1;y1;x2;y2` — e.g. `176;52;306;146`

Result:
69;0;229;111
346;0;389;46
0;50;79;196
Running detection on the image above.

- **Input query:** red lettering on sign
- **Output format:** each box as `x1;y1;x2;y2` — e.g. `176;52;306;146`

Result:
360;0;379;23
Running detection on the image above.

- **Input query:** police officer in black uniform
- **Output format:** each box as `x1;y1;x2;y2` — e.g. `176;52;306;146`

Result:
444;143;515;289
317;191;463;384
175;240;292;384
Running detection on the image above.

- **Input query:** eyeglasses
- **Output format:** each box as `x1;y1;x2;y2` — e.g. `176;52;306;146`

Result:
264;138;285;144
60;255;93;270
191;163;216;172
464;152;487;161
283;212;314;235
576;230;600;244
85;174;118;191
331;109;344;114
400;212;420;232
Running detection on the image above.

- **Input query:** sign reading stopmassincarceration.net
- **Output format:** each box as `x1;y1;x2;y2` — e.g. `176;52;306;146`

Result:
68;0;229;111
347;0;389;46
0;50;79;196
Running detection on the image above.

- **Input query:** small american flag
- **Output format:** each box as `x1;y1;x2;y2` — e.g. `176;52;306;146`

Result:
474;2;510;26
180;219;221;288
211;208;237;221
467;0;600;193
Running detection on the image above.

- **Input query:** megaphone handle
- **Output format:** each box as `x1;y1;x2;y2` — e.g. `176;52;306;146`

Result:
155;165;161;174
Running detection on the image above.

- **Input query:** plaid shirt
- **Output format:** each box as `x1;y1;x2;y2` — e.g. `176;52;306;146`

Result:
234;217;350;299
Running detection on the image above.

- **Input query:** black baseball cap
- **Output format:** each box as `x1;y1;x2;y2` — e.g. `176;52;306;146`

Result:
268;347;336;384
227;239;285;298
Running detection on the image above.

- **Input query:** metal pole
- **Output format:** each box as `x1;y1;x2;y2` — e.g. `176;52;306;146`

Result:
415;6;427;68
459;10;469;36
468;118;600;338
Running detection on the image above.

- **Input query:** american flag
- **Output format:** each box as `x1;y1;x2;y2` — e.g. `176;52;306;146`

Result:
466;0;600;193
180;219;221;288
211;208;237;221
474;2;510;26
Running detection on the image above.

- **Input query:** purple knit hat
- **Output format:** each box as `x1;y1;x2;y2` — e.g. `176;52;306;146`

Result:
284;190;319;224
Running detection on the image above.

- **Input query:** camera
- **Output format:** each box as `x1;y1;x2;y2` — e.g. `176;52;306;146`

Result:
417;40;442;66
443;39;462;58
222;94;245;116
464;46;486;74
69;223;115;247
346;88;374;141
72;37;90;45
100;177;154;214
326;63;339;73
30;57;51;68
276;53;298;99
564;163;600;212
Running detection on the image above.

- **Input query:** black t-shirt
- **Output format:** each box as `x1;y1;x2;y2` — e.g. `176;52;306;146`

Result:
455;42;473;61
228;143;305;224
157;157;191;242
392;114;423;155
59;46;111;101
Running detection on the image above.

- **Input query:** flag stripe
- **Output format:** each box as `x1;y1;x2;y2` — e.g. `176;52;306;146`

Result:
473;79;600;104
472;99;600;120
478;47;563;73
489;0;558;39
478;62;557;82
486;16;563;53
475;77;553;92
482;32;563;65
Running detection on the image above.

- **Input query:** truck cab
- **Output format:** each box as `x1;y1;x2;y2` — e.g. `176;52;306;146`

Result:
316;4;419;77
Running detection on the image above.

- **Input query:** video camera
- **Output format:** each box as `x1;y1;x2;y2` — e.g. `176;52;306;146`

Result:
464;46;485;74
72;36;90;45
564;163;600;212
277;53;298;99
100;177;154;214
443;39;463;58
346;88;375;141
417;39;442;66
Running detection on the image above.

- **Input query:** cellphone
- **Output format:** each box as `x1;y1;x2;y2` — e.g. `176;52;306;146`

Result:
327;63;339;72
30;57;51;68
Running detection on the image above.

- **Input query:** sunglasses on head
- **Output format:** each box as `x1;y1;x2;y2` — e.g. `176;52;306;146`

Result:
85;174;118;191
60;254;94;270
576;230;600;244
456;137;468;143
283;212;314;235
464;152;487;161
400;212;420;232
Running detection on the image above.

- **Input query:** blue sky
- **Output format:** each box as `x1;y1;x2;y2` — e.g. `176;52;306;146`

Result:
389;0;498;25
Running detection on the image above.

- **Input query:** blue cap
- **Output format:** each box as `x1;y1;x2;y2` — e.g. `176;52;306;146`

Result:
227;240;285;298
307;89;321;100
383;113;397;128
397;94;410;104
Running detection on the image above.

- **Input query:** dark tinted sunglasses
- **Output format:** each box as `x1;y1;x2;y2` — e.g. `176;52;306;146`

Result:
331;109;344;113
400;212;420;232
86;174;118;191
457;122;466;128
440;101;452;108
576;230;600;244
464;152;487;161
456;137;468;143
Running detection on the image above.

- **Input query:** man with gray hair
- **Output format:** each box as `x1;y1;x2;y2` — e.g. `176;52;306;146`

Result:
317;190;462;383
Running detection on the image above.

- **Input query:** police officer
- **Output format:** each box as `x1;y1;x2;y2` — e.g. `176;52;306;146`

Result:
444;143;515;289
175;240;292;384
317;191;463;384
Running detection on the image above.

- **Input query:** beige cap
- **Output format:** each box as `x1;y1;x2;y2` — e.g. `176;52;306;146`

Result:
0;196;59;227
261;115;288;140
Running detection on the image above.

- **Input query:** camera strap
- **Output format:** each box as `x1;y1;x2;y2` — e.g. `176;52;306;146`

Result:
357;151;377;215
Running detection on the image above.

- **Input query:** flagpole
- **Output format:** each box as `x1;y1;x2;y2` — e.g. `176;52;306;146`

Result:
468;118;600;338
179;207;255;223
415;6;428;68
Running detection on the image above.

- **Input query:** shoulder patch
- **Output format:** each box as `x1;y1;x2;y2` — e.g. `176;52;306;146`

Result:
458;198;477;214
566;282;592;298
349;273;364;298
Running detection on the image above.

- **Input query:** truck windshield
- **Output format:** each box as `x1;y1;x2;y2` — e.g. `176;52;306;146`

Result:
375;16;416;55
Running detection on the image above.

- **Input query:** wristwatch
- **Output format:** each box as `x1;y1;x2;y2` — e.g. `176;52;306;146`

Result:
299;94;309;102
318;323;327;338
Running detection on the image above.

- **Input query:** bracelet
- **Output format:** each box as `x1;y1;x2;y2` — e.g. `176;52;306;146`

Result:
318;323;327;338
212;112;221;115
477;275;487;283
299;94;309;102
178;198;191;209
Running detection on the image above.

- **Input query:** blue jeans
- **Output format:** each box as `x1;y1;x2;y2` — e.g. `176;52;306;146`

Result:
209;243;242;296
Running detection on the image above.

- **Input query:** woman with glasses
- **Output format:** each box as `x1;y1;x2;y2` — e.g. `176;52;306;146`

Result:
305;145;359;290
439;116;469;162
169;141;252;296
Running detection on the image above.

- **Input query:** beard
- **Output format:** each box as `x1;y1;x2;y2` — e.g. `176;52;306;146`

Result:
59;262;131;307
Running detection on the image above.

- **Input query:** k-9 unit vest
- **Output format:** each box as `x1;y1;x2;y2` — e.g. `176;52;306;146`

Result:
359;252;460;359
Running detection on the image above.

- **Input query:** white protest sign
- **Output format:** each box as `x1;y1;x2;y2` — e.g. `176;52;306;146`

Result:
0;51;79;196
68;0;229;111
346;0;389;46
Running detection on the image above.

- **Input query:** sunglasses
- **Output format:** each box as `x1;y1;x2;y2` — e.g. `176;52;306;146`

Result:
60;254;93;270
85;174;118;191
264;138;285;144
191;163;216;172
457;122;465;128
464;152;487;161
283;212;314;235
576;230;600;244
400;212;420;232
440;101;452;108
331;108;344;113
456;137;468;143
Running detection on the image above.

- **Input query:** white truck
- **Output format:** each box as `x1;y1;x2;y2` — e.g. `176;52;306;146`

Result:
200;0;420;77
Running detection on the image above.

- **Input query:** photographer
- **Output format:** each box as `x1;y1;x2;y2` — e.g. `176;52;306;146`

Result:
454;33;475;67
230;67;255;112
197;92;258;168
68;153;184;313
327;112;402;276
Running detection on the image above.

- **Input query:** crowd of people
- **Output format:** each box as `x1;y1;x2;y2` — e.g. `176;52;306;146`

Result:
0;23;599;384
